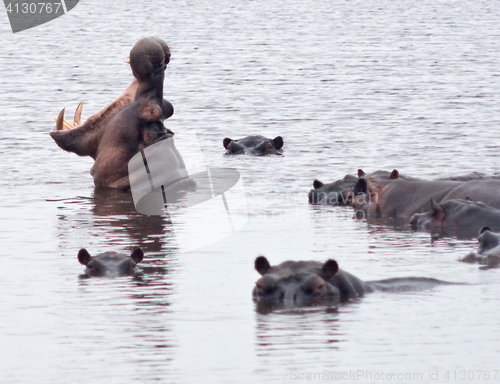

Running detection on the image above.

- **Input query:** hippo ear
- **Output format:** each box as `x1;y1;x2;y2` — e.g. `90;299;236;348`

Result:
389;169;399;179
131;248;144;264
480;226;492;234
353;178;367;195
140;102;162;122
313;180;324;189
78;249;92;266
357;169;366;178
430;198;446;220
272;136;284;150
321;259;339;279
255;256;271;275
223;138;233;149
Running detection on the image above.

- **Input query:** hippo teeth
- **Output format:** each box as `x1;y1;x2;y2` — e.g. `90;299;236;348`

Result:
53;102;84;131
74;101;83;126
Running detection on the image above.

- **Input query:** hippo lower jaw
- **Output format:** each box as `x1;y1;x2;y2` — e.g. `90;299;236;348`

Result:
50;81;172;190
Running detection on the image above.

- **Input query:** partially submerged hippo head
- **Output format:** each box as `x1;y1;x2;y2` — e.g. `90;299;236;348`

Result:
351;170;401;217
410;198;500;239
307;169;398;206
253;256;344;307
223;135;283;155
308;174;359;205
409;198;445;231
78;248;144;277
460;227;500;268
253;256;455;312
477;227;500;254
50;37;174;190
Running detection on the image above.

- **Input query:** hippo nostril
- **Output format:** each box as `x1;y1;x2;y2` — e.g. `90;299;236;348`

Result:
314;284;326;297
293;294;297;302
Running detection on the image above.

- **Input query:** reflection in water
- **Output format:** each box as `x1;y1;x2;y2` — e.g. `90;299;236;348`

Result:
255;306;342;375
310;203;486;241
54;187;177;255
71;273;176;381
255;299;341;315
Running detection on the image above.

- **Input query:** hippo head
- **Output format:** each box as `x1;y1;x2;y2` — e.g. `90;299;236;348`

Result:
50;37;174;190
223;135;283;155
308;174;358;205
252;256;341;307
351;170;400;217
78;248;144;277
409;198;444;231
352;177;382;218
477;227;500;255
460;228;500;268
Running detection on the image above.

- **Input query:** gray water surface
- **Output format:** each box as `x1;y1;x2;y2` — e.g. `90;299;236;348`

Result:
1;0;500;383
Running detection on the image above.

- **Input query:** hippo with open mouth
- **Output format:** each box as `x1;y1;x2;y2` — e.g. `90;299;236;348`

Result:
253;256;455;311
50;37;176;190
78;248;144;277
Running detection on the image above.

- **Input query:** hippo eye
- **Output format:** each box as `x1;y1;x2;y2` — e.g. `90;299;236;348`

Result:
256;283;276;294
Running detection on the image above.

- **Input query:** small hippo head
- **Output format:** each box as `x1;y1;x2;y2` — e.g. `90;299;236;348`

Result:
223;135;283;155
78;248;144;277
477;227;500;255
460;227;500;268
410;198;477;232
308;175;358;205
253;256;341;307
410;198;444;231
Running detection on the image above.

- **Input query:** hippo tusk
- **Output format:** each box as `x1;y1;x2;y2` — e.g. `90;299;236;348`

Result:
74;101;83;126
124;58;130;64
55;108;65;131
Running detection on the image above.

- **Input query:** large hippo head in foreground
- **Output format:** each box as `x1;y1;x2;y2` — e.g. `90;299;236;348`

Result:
253;256;372;309
50;37;174;190
78;248;144;277
223;135;283;155
253;256;454;312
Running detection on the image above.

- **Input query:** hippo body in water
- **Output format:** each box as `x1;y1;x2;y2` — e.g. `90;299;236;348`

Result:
223;135;283;155
441;180;500;209
353;174;500;219
353;178;463;219
78;248;144;277
50;37;179;190
461;228;500;268
253;256;452;311
410;199;500;239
